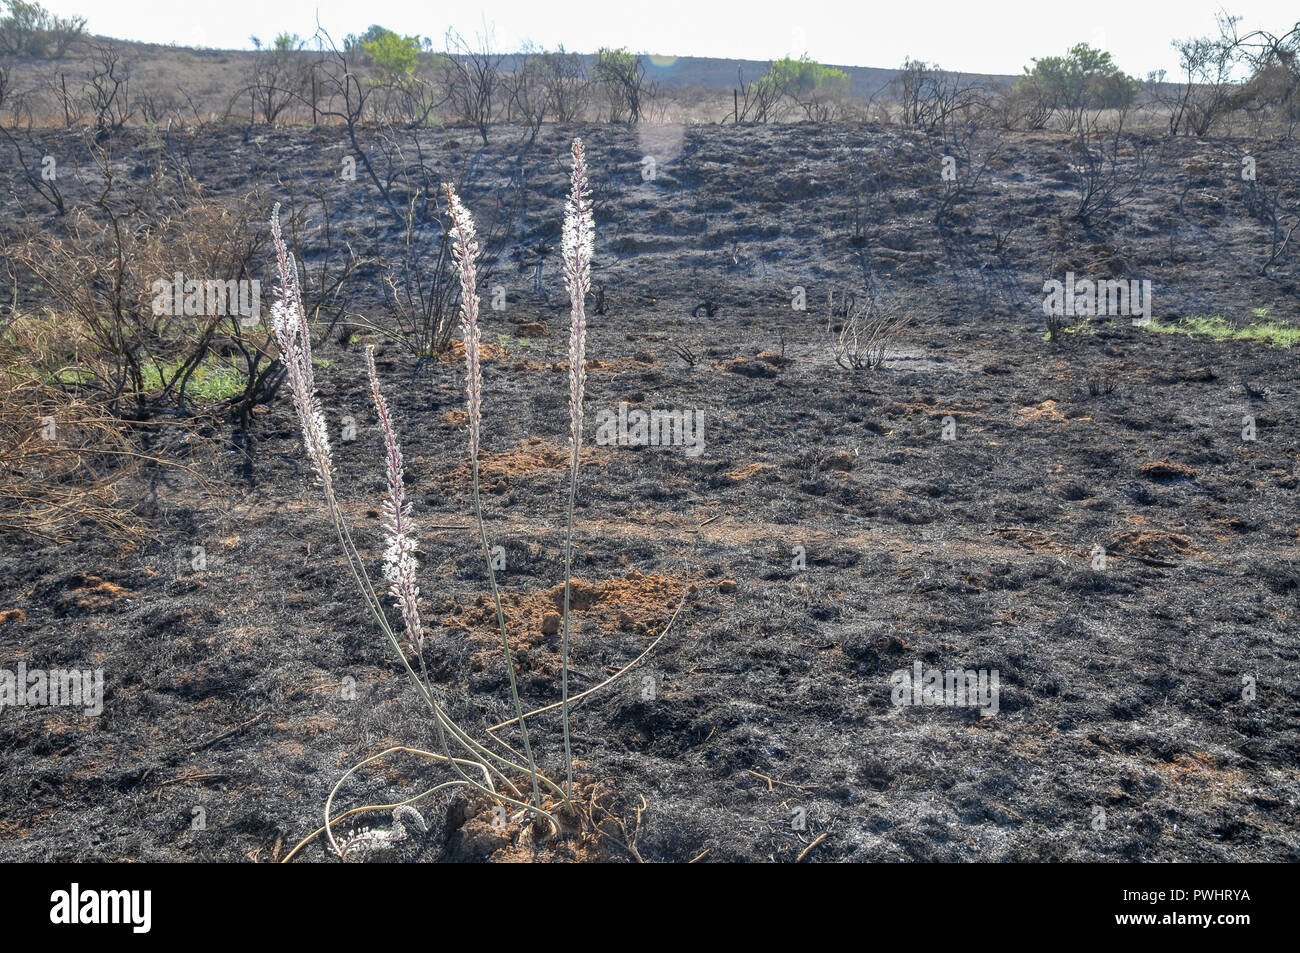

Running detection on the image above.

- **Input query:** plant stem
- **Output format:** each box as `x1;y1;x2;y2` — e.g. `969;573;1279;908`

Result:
471;457;543;813
560;444;579;799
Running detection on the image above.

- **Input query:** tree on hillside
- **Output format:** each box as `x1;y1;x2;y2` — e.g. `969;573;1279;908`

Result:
0;0;85;58
763;55;849;121
738;54;847;122
593;47;652;123
360;27;422;82
1016;43;1138;132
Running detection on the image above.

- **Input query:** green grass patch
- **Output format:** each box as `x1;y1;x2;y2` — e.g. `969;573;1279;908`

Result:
1042;320;1097;341
140;357;245;400
1146;311;1300;347
35;356;246;400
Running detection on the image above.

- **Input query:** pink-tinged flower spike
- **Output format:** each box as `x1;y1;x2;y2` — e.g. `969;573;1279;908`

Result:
562;139;594;450
443;183;482;463
558;138;594;799
269;203;332;483
366;345;424;656
447;180;543;811
444;181;543;811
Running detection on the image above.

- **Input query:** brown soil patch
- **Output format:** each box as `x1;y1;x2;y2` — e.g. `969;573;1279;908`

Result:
556;358;642;375
448;570;686;675
446;438;607;490
1140;460;1197;481
1109;528;1197;564
67;576;135;610
1016;399;1067;423
361;778;638;863
989;526;1075;557
444;339;509;363
1152;752;1250;804
712;356;778;378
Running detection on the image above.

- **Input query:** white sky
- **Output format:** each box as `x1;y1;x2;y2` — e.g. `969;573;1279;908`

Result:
37;0;1300;77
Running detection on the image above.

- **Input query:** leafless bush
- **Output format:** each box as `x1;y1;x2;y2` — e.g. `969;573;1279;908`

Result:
1072;130;1154;225
363;132;521;363
442;28;502;144
7;146;267;417
733;65;782;123
669;338;700;367
392;71;452;128
1165;14;1300;138
932;124;1004;226
1167;13;1254;136
833;302;913;370
84;44;135;135
1085;374;1118;397
793;88;847;123
1243;173;1298;276
0;107;64;213
242;40;310;125
3;69;38;128
44;70;83;127
537;48;590;122
502;48;551;144
308;27;408;225
1237;21;1300;138
135;87;183;126
893;58;987;134
844;155;890;247
991;79;1051;130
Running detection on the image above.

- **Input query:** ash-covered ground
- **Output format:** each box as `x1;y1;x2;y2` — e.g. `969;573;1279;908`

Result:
1;122;1297;861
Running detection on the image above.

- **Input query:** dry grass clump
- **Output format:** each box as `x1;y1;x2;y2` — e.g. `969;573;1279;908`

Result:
0;369;143;545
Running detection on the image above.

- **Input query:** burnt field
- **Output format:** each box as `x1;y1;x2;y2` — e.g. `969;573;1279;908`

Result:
1;121;1298;862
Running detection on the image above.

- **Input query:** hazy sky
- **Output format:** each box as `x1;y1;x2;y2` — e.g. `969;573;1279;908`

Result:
37;0;1299;77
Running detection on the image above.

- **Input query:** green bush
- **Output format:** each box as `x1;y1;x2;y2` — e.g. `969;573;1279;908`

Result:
361;27;422;80
593;47;649;122
761;54;848;99
0;0;85;58
1016;43;1138;129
